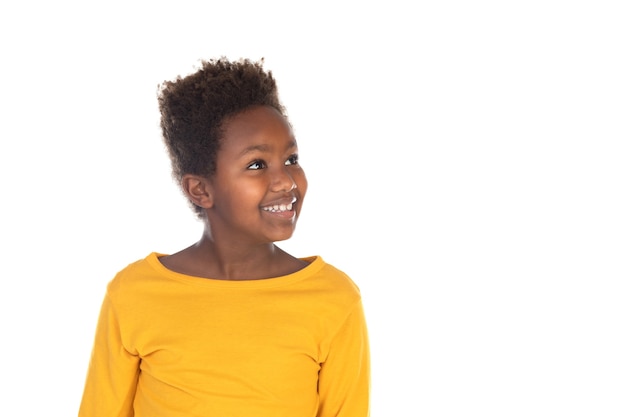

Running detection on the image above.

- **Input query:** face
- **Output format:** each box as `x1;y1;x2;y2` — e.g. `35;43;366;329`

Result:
205;106;308;245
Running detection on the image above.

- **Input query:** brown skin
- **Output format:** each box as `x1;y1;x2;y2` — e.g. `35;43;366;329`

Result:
160;106;308;280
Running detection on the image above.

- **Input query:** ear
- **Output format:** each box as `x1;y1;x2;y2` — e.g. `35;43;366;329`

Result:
182;174;214;209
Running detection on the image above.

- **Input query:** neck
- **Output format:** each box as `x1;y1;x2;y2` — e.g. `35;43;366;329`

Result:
190;232;288;280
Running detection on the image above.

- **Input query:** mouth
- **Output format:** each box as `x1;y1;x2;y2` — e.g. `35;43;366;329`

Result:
261;197;297;213
261;202;294;213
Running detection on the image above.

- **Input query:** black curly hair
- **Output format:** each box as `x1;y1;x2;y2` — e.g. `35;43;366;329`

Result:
157;57;286;216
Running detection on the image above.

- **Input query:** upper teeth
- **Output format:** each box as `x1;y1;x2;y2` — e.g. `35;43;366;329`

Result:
263;203;293;212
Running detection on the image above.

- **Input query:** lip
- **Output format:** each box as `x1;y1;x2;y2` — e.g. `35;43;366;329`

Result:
260;196;298;219
260;196;296;208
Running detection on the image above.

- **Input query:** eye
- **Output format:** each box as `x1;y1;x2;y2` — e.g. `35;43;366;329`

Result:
285;154;299;166
247;160;267;170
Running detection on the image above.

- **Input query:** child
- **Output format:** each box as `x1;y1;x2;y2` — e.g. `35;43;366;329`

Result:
78;58;370;417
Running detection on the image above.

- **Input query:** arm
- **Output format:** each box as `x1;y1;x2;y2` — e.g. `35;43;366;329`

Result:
317;300;370;417
78;293;140;417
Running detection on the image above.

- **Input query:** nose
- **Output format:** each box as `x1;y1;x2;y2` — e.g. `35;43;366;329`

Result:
270;166;297;192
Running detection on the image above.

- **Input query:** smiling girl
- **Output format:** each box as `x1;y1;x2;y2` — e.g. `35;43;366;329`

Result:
78;58;370;417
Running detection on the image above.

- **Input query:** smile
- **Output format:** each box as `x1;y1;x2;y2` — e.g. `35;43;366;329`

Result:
261;203;294;213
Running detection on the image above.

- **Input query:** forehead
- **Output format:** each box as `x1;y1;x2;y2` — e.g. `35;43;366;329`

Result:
220;106;295;152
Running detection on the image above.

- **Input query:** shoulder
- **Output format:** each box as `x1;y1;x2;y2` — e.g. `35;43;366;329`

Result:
305;257;360;291
106;252;164;297
301;256;363;313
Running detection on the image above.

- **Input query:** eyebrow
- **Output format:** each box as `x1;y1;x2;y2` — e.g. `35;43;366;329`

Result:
238;140;298;158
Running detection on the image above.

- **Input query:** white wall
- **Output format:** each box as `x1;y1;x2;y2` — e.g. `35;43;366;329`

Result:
1;1;625;416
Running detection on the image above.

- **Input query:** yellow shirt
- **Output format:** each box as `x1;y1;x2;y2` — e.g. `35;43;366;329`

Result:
79;253;369;417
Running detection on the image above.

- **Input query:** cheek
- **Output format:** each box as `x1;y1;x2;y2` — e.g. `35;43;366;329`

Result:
230;179;266;205
295;171;308;197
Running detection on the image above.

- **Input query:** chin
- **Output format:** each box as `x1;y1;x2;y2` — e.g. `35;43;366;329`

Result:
270;228;297;243
272;234;294;243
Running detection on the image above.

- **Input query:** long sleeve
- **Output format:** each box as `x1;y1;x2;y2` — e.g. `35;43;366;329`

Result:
78;292;141;417
317;299;370;417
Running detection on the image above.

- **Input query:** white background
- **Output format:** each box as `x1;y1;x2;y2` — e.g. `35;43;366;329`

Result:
1;1;625;416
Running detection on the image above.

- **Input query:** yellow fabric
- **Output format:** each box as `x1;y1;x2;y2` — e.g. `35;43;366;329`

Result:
79;253;369;417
